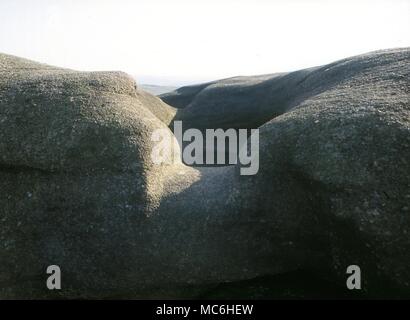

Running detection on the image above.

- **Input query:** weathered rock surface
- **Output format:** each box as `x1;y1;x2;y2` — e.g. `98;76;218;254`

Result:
135;87;176;125
161;49;409;132
0;53;187;298
0;54;280;298
0;49;409;299
241;48;410;296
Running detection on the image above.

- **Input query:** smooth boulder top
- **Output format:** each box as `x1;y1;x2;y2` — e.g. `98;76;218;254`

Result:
0;53;177;172
161;48;409;130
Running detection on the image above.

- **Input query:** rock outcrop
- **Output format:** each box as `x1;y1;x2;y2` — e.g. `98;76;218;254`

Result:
0;54;280;298
241;48;410;296
0;53;188;298
161;49;409;131
0;48;409;298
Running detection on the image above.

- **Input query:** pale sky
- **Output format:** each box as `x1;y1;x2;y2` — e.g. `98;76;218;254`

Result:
0;0;409;85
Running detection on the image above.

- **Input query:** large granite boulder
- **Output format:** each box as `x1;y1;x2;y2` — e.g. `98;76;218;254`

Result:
0;48;409;299
0;54;279;298
0;53;189;298
237;47;410;297
161;48;410;297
